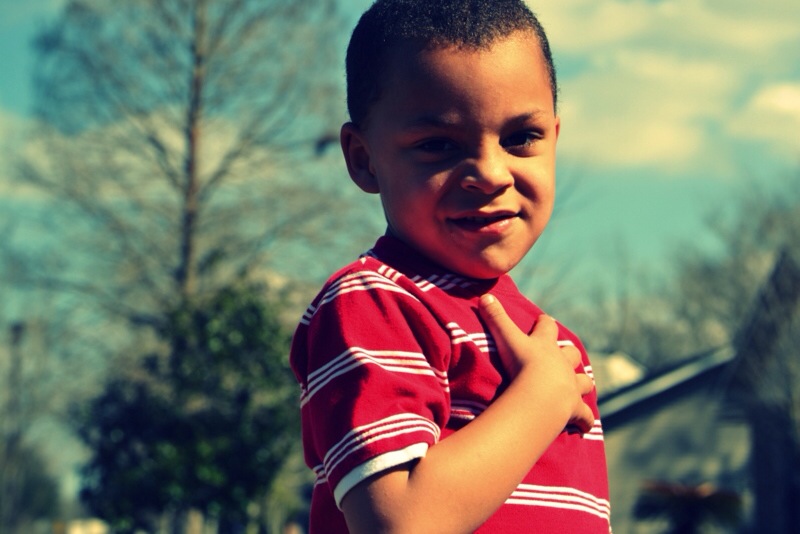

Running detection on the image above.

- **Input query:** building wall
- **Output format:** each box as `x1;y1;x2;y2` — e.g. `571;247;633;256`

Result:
603;384;750;533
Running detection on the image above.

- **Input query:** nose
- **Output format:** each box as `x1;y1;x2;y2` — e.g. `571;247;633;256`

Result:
460;148;513;195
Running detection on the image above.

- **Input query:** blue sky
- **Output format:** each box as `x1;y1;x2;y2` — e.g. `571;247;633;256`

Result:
528;0;800;295
2;0;800;296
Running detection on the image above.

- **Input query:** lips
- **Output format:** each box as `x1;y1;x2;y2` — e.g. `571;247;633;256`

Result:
461;214;512;224
450;212;518;232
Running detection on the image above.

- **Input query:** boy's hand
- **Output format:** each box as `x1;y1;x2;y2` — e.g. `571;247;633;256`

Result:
479;294;595;433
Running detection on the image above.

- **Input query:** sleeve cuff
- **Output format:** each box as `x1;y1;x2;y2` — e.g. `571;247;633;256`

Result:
333;442;430;508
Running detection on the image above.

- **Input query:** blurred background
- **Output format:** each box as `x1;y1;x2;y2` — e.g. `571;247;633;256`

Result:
1;0;798;532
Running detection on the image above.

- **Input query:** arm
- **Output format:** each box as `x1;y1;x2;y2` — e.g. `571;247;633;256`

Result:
341;294;596;534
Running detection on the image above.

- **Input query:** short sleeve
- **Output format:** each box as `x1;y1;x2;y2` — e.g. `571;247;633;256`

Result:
291;269;452;507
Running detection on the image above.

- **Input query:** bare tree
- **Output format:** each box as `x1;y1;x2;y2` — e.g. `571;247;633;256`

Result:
0;319;64;533
0;212;114;527
562;176;800;370
15;0;362;337
727;248;800;533
3;1;380;528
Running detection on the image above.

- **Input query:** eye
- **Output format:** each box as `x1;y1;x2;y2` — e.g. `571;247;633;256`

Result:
501;130;543;153
415;138;459;153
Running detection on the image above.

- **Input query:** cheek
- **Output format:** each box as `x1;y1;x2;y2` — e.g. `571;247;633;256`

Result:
390;175;442;206
518;169;555;204
380;187;423;228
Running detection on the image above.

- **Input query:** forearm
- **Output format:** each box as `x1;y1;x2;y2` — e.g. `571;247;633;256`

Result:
342;367;574;534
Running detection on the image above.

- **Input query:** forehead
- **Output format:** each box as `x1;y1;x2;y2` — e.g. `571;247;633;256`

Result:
382;30;542;75
372;32;553;122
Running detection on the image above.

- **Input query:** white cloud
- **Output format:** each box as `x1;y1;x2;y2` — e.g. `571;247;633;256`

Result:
755;84;800;116
536;0;800;54
1;107;291;202
532;0;800;174
557;48;738;170
727;82;800;157
0;109;19;140
533;0;658;52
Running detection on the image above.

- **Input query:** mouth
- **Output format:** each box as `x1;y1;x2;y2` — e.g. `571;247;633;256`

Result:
450;212;518;232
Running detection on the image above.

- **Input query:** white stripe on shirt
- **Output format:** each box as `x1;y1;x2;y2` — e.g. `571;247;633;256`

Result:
301;347;449;406
324;414;440;483
507;483;611;521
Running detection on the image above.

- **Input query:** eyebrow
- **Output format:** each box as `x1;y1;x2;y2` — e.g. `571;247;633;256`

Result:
401;113;461;130
402;110;549;130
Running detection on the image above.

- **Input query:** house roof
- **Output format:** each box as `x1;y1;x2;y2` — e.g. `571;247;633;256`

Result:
597;345;736;430
597;248;800;433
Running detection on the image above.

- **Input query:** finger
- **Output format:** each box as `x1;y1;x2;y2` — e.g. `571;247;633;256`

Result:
572;404;596;434
478;294;514;329
478;294;527;348
561;345;583;370
529;313;559;342
575;373;595;397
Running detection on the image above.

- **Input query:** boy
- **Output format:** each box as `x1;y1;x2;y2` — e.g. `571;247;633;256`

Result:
290;1;611;532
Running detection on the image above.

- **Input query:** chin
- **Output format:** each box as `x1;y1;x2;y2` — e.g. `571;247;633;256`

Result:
451;258;519;280
431;243;526;279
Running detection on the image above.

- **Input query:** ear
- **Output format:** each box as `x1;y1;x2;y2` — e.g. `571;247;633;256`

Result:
340;122;380;194
554;114;561;141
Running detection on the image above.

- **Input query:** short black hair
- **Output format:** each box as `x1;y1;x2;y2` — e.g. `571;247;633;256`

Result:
345;0;558;127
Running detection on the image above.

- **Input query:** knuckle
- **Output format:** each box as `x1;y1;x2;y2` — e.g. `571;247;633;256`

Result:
484;306;506;321
537;314;556;327
479;299;508;324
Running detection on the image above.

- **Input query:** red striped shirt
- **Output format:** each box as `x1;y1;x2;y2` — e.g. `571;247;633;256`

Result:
291;236;611;533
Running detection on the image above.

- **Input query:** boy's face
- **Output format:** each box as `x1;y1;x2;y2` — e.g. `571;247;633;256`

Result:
342;32;559;279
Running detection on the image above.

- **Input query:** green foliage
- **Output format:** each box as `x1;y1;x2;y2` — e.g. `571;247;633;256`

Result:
75;282;299;532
